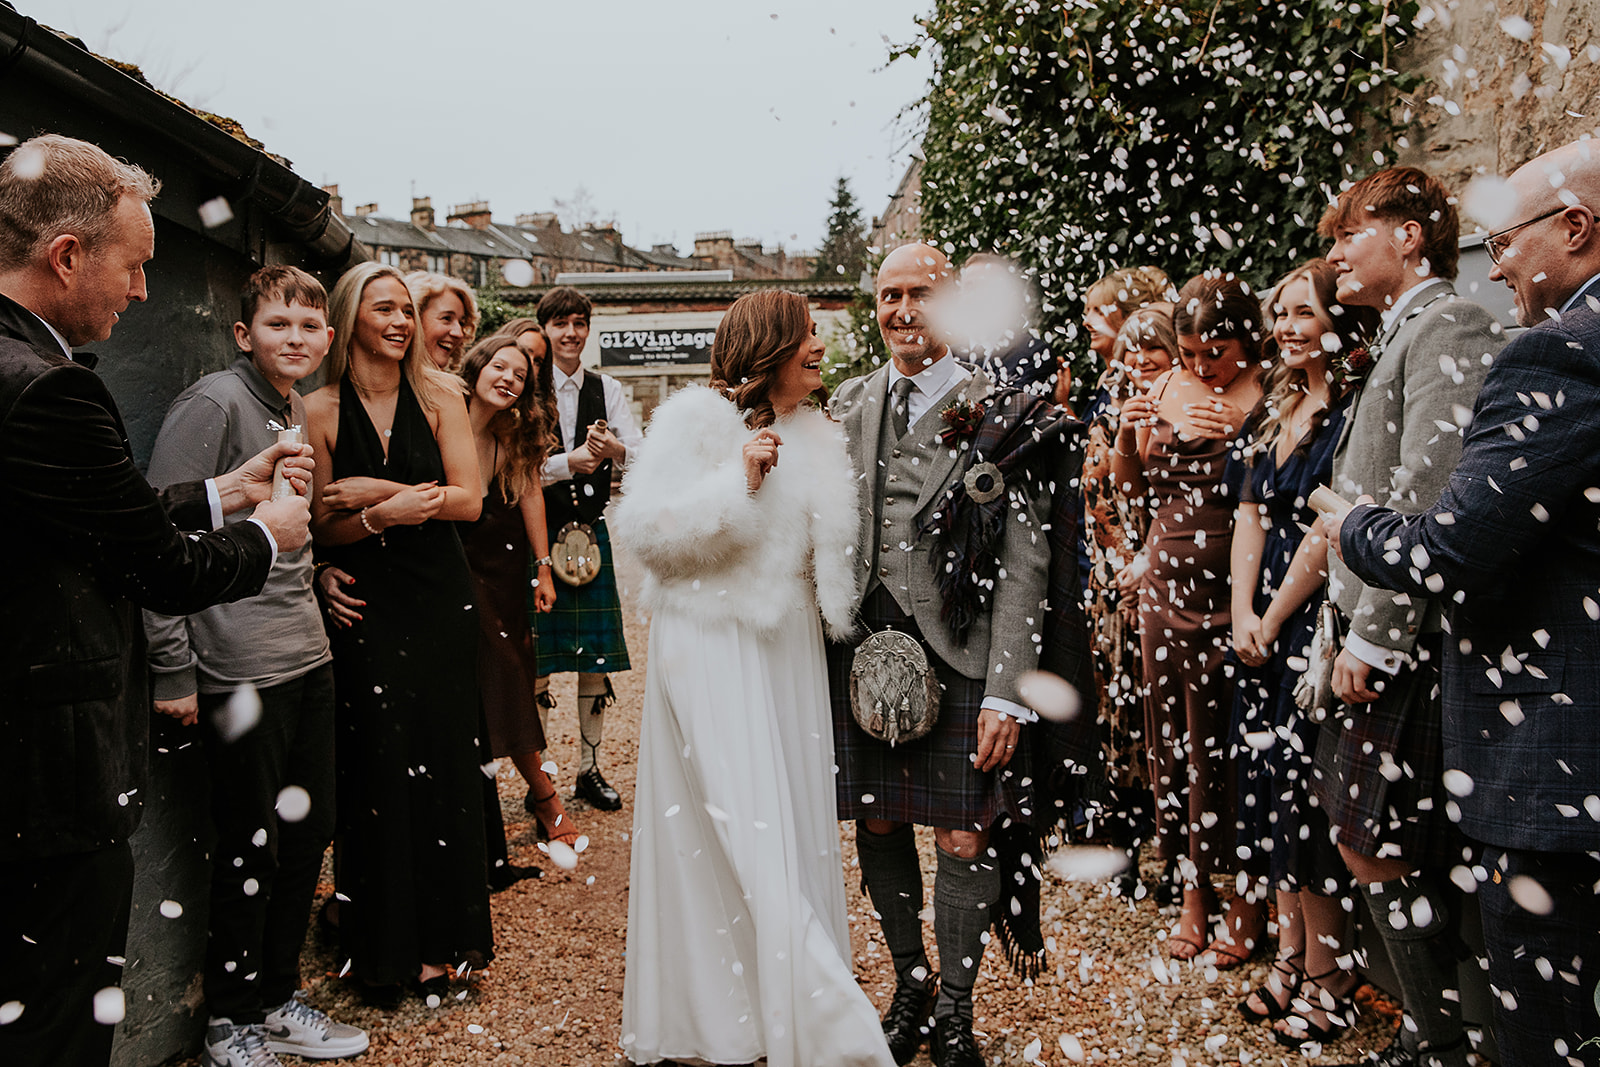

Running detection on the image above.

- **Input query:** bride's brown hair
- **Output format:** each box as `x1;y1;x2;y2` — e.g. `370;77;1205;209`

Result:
709;289;827;429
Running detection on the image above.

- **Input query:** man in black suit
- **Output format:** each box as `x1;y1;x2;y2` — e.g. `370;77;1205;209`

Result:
0;134;311;1067
1330;139;1600;1065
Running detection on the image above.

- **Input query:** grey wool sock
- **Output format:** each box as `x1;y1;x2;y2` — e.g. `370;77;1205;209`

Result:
856;822;931;986
1365;874;1468;1066
932;845;1000;1024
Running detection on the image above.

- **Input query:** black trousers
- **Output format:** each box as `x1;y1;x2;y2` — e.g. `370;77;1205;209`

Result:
199;665;336;1023
1479;844;1600;1067
0;842;134;1067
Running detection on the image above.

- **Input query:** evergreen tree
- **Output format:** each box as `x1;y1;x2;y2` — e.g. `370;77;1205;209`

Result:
812;177;869;282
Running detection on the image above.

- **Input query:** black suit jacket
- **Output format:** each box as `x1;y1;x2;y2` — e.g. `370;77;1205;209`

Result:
1341;278;1600;853
0;292;273;861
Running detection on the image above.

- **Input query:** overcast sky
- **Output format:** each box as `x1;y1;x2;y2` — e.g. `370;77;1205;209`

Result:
43;0;931;254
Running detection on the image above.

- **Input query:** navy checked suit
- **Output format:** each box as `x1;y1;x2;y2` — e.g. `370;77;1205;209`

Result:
1341;278;1600;1065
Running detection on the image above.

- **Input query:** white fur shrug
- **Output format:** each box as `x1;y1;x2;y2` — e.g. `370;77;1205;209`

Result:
612;386;859;640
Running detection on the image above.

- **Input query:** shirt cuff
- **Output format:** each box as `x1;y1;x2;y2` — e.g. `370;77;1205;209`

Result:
204;479;223;530
544;454;572;484
1343;632;1407;675
982;696;1038;724
246;517;280;569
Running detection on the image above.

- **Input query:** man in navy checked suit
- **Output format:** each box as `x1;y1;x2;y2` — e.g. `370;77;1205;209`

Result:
1331;139;1600;1066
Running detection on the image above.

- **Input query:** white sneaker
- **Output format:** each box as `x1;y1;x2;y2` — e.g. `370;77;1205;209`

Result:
261;991;369;1059
203;1020;284;1067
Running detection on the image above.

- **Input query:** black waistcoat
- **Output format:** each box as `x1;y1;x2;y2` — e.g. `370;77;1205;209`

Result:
545;372;612;528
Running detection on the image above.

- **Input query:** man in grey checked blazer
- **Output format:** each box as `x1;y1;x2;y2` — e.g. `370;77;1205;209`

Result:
1333;139;1600;1067
1312;167;1504;1067
827;243;1052;1067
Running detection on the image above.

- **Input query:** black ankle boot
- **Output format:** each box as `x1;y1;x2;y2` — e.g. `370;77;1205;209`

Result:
881;973;937;1065
930;1013;983;1067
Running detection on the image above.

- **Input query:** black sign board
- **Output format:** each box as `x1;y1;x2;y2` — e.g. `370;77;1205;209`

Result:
597;327;715;367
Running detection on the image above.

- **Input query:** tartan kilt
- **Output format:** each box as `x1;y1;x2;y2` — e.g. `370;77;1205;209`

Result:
530;517;631;676
829;585;1035;832
1310;633;1467;869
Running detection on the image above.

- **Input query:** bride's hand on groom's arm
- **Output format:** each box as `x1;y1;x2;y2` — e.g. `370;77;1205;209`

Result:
973;708;1020;772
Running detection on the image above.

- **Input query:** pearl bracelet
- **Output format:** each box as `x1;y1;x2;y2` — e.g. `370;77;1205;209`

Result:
360;507;380;537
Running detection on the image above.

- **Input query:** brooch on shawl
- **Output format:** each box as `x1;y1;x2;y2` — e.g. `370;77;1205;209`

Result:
937;397;986;443
1329;343;1374;394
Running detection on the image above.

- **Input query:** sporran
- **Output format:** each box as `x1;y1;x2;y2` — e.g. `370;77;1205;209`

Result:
849;629;940;745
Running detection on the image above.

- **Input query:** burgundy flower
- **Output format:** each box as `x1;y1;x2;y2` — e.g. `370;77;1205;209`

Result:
1331;344;1374;393
937;398;986;443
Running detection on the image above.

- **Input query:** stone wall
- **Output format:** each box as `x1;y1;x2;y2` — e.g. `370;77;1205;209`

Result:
1395;0;1600;188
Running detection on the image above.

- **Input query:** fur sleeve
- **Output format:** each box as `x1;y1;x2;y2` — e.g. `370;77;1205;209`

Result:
613;387;762;581
797;413;862;641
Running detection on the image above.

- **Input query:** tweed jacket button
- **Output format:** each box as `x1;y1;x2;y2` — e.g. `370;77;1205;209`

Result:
888;474;897;482
881;543;891;552
878;567;889;578
891;449;902;458
882;518;892;528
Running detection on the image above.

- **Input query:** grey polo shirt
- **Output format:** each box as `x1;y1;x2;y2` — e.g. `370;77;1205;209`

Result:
143;357;331;699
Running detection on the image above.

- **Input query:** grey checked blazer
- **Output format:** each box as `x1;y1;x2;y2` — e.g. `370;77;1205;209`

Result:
830;363;1052;706
1326;280;1504;657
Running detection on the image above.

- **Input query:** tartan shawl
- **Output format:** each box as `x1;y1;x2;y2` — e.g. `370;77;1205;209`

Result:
917;387;1096;978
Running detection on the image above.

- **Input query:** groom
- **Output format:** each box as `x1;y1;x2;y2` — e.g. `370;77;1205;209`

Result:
828;242;1056;1067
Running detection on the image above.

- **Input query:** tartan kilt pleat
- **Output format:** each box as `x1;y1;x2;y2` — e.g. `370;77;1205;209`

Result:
530;517;631;676
1310;633;1468;869
828;586;1034;832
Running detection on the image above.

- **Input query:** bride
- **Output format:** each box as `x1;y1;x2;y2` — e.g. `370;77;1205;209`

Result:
614;290;893;1067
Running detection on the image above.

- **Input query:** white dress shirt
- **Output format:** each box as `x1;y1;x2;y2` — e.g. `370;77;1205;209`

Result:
542;364;644;485
886;353;1034;724
886;351;968;426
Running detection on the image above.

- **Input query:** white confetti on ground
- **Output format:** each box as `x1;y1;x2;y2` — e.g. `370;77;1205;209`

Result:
1059;1033;1085;1062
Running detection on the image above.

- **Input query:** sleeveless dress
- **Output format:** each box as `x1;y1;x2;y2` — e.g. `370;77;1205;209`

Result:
322;376;493;984
1138;411;1248;875
460;475;546;758
1231;396;1350;892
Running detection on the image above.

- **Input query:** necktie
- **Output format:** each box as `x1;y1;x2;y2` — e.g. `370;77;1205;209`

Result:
890;377;915;440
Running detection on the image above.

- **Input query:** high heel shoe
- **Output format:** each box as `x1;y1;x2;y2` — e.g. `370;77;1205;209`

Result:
1272;968;1363;1049
1238;953;1304;1023
525;774;583;848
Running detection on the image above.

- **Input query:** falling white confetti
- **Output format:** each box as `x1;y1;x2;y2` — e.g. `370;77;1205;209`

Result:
198;197;234;229
214;684;262;743
1045;846;1130;882
0;1000;23;1025
1017;670;1081;722
92;987;125;1025
276;785;311;822
500;259;535;287
1508;874;1554;915
159;899;183;919
1442;769;1475;797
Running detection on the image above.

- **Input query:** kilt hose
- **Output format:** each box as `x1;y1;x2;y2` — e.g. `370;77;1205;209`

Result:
531;517;631;677
830;585;1034;832
1312;632;1470;870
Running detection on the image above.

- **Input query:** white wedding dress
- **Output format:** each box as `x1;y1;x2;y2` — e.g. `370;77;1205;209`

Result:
614;387;892;1067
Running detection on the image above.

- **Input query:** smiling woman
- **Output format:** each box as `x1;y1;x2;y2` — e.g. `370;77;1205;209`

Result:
300;261;489;1005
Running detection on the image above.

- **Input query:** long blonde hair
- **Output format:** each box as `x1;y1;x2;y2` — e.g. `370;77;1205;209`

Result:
405;270;480;370
326;262;458;412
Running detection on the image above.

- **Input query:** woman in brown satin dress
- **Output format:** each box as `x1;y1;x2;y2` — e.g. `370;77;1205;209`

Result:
1109;272;1269;965
459;334;584;864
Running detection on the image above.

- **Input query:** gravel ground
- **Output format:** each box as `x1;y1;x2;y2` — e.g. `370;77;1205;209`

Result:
178;538;1418;1067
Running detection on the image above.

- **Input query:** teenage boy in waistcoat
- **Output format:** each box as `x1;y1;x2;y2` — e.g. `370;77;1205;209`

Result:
532;286;642;810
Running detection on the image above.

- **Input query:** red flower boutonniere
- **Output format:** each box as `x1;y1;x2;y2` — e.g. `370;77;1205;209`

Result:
938;397;986;443
1330;344;1374;393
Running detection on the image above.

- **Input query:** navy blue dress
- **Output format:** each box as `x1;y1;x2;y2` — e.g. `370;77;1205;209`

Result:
1230;394;1350;893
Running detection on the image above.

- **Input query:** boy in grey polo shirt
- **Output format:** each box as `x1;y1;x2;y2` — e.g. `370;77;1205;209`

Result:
144;267;366;1067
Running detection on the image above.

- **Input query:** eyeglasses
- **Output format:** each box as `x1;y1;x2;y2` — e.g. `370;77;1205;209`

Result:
1484;205;1573;265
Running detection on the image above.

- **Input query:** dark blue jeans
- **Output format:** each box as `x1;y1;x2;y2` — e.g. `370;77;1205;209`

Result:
200;664;336;1023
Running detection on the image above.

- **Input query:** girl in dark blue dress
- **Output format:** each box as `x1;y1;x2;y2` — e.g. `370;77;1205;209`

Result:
1228;260;1379;1046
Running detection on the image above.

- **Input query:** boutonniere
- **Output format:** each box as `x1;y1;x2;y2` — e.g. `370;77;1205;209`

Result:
937;397;986;443
1330;343;1374;393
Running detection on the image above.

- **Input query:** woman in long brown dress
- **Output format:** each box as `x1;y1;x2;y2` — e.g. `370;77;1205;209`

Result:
1110;272;1269;964
1081;307;1178;895
458;334;584;862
